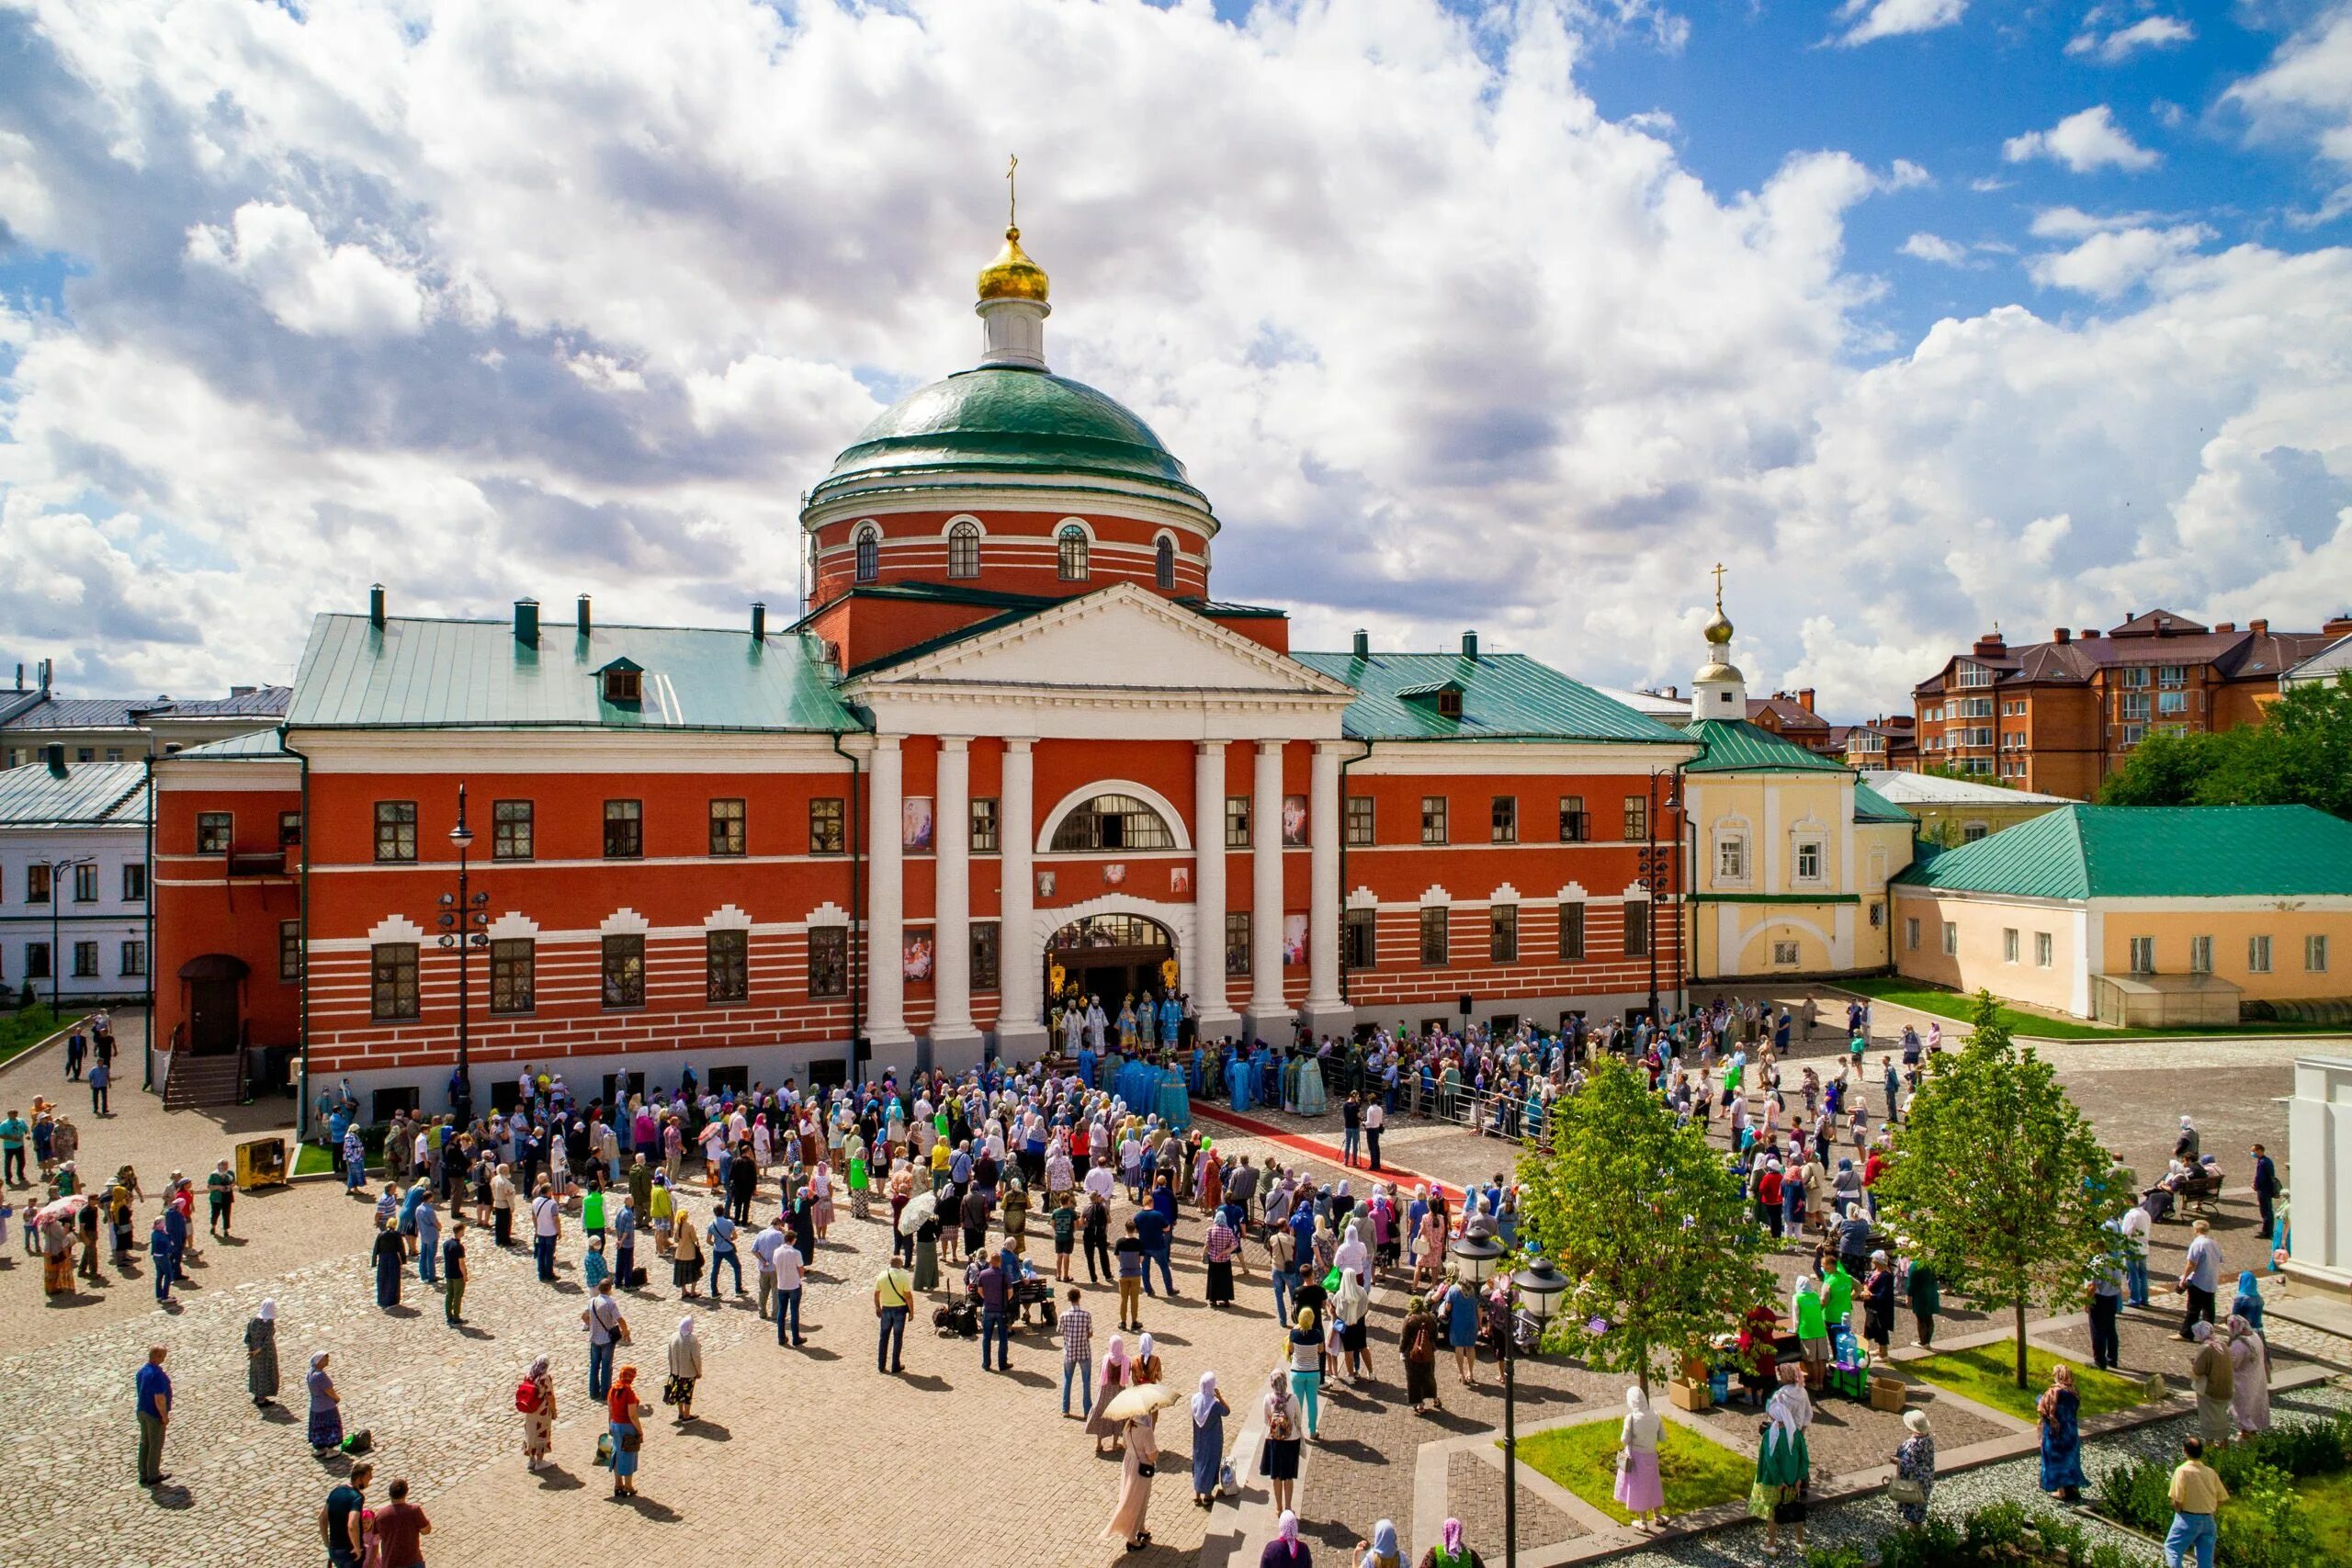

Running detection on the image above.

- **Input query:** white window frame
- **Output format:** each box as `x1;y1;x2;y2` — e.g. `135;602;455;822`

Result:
2309;934;2330;974
2034;931;2052;968
2189;935;2212;975
2003;928;2018;964
1941;921;1957;956
2249;934;2272;974
2129;935;2155;975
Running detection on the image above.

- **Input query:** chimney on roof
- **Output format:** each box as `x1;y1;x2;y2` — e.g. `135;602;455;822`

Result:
2213;622;2234;634
1462;630;1479;661
12;663;20;691
1973;631;2006;658
1351;628;1369;660
39;658;51;694
1797;687;1815;713
2249;618;2268;637
44;742;65;776
2082;629;2100;640
751;602;766;640
2325;615;2352;639
576;594;592;637
514;598;539;647
368;584;386;629
231;685;254;698
2053;627;2070;644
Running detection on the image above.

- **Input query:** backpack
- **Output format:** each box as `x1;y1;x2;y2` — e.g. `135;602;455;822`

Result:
514;1379;541;1414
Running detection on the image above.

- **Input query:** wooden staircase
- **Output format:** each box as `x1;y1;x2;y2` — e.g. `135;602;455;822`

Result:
163;1052;243;1110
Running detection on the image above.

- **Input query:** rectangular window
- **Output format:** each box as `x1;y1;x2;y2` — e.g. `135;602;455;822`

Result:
196;812;232;855
603;800;642;859
120;940;146;977
2189;935;2212;974
2309;934;2330;973
1489;795;1518;844
1558;795;1587;842
1489;904;1518;963
807;927;848;998
1624;901;1652;958
1905;917;1920;951
278;809;304;848
1623;796;1647;841
2157;691;2187;715
2158;665;2187;688
1344;795;1374;847
2248;935;2272;975
370;942;419;1021
1942;921;1958;956
602;933;646;1007
971;922;1001;990
1771;940;1800;966
491;939;535;1014
2035;931;2052;968
1795;840;1822;881
970;797;999;853
1419;906;1449;966
2121;693;2151;720
2003;928;2019;963
279;919;303;983
374;800;418;863
1225;911;1251;976
708;797;747;857
1561;902;1586;962
26;863;50;904
2121;666;2151;688
122;863;147;902
1341;908;1375;970
1870;900;1884;929
25;942;50;980
72;863;97;903
809;797;845;855
492;799;534;861
1225;795;1251;850
2118;724;2145;748
71;940;97;977
2129;936;2155;974
706;929;749;1003
1419;795;1448;845
1718;837;1746;882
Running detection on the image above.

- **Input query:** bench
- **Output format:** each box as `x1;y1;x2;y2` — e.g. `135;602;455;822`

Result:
2143;1170;2223;1222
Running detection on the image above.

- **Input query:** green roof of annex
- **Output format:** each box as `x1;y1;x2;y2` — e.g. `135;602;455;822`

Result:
1290;651;1690;744
1892;804;2352;900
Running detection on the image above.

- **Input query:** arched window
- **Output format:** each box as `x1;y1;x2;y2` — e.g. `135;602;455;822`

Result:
854;525;879;584
947;521;980;580
1154;535;1175;590
1049;793;1175;852
1057;524;1090;581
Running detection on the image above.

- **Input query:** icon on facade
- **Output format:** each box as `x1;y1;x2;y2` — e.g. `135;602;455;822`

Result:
1103;863;1126;886
1169;865;1190;896
1283;913;1309;965
1036;870;1057;899
901;796;934;852
903;929;934;981
1282;794;1309;846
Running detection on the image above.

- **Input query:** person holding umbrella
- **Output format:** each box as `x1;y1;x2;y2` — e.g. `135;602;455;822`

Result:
903;1189;940;1292
1102;1378;1176;1551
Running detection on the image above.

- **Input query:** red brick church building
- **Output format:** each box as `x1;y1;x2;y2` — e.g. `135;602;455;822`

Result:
153;224;1702;1115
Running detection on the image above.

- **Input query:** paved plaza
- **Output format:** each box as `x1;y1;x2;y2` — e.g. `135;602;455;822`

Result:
1;1000;2345;1568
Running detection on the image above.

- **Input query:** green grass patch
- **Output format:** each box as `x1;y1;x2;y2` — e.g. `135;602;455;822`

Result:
1838;977;2337;1042
1906;1342;2150;1422
2297;1471;2352;1560
1513;1416;1752;1524
0;1007;71;1065
293;1141;334;1177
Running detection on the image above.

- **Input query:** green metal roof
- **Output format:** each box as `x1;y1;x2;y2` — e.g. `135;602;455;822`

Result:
287;615;862;733
1892;804;2352;900
173;730;289;760
808;367;1207;511
1291;651;1691;744
0;761;146;827
1851;781;1913;825
1684;718;1854;774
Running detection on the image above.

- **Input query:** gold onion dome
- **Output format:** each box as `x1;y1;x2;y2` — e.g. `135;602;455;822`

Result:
978;226;1049;301
1703;604;1735;646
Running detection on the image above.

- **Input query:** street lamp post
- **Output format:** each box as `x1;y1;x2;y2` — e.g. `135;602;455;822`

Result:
437;784;489;1122
44;856;93;1016
1450;1235;1567;1568
1638;770;1682;1025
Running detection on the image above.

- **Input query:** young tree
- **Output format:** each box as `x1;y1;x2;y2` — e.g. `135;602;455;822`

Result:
1871;991;2127;1388
1515;1056;1772;1393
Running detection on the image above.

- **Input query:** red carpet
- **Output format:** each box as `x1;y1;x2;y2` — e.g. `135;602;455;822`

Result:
1190;1100;1465;1205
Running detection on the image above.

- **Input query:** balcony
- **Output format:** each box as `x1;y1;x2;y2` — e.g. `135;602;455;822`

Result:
228;849;289;878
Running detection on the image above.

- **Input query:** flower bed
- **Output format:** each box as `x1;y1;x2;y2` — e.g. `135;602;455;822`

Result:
2095;1413;2352;1568
1512;1416;1751;1524
1804;1498;2148;1567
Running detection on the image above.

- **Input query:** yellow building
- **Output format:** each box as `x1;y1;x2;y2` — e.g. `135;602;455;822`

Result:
1678;584;1917;980
1892;804;2352;1024
1855;769;2070;847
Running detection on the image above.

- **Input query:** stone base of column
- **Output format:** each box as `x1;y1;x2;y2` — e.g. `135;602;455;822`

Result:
1193;1010;1244;1046
1300;999;1354;1040
993;1020;1051;1064
1240;1004;1297;1044
861;1024;916;1082
926;1029;988;1077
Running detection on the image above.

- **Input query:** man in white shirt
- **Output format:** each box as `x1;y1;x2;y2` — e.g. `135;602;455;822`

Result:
2118;1203;2154;1307
1364;1100;1386;1172
530;1184;560;1281
751;1215;789;1323
774;1237;807;1346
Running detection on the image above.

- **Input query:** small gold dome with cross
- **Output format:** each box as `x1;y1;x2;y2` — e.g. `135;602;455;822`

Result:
978;226;1049;302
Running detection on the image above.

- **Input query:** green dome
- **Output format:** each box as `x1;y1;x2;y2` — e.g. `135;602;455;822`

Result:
808;366;1206;512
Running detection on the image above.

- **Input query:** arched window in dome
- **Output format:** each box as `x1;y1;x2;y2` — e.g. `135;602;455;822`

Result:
1154;535;1175;590
1057;524;1090;581
854;525;880;584
947;521;981;580
1049;794;1175;852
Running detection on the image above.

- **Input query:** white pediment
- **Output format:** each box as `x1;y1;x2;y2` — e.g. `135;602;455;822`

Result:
848;582;1355;699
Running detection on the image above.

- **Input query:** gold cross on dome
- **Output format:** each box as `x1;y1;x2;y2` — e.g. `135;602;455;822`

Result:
1711;561;1726;605
1007;153;1019;230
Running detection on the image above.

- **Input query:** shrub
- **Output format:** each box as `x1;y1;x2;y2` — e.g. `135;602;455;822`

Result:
2213;1462;2319;1568
1810;1498;2144;1566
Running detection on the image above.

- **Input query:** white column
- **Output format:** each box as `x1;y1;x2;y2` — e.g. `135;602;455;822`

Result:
1304;739;1347;1031
931;736;978;1066
1193;740;1238;1035
995;739;1047;1058
1246;739;1288;1035
865;736;910;1048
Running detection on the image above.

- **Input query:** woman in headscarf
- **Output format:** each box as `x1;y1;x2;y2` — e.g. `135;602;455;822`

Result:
607;1365;648;1499
1261;1364;1304;1515
1191;1371;1229;1506
1862;1250;1898;1359
1414;1517;1482;1568
1103;1394;1159;1552
2226;1314;2271;1435
1332;1221;1371;1290
1750;1363;1813;1553
1086;1336;1134;1451
2036;1362;2086;1502
2188;1321;2234;1447
810;1159;835;1243
1135;1331;1164;1387
669;1201;703;1297
1356;1518;1401;1568
370;1215;404;1309
1615;1384;1666;1530
2230;1269;2265;1336
1261;1510;1312;1568
306;1351;345;1457
1334;1269;1374;1383
1400;1295;1442;1414
1891;1407;1935;1527
666;1316;703;1424
1735;1302;1780;1408
244;1299;280;1408
518;1354;557;1469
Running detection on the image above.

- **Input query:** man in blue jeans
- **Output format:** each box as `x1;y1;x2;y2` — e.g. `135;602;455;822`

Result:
774;1239;806;1347
975;1257;1011;1371
1058;1289;1092;1415
1134;1205;1175;1297
874;1260;912;1373
2165;1437;2227;1568
582;1281;625;1399
706;1211;742;1296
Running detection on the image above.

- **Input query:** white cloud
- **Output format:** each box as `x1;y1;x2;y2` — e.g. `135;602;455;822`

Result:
2026;223;2213;299
1900;231;1971;265
2029;205;2161;238
2225;6;2352;220
1831;0;1967;48
2003;105;2161;173
2065;16;2193;64
185;202;428;337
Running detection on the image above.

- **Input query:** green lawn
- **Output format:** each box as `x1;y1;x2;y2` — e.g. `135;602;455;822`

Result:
1838;976;2339;1042
2297;1470;2352;1560
1906;1342;2150;1423
0;1007;70;1065
1514;1416;1753;1524
293;1141;335;1177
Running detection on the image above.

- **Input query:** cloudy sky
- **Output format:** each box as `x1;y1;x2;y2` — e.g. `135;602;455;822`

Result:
3;0;2350;718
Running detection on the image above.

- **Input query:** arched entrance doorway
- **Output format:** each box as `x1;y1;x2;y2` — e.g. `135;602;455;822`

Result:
1045;912;1176;1014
